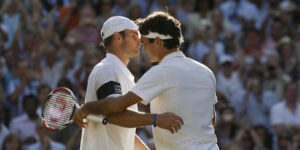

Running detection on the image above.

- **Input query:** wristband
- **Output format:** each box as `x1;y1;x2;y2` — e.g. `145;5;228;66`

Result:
153;114;157;127
102;118;108;125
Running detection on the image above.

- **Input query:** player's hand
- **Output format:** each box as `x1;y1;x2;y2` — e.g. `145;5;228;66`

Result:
156;112;184;134
72;105;88;128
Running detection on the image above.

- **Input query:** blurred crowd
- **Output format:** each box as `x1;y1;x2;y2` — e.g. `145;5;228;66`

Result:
0;0;299;150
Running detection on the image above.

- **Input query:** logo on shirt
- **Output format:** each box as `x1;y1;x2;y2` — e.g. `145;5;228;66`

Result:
114;85;122;94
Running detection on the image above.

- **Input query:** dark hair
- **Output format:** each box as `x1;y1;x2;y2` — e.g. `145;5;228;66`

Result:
219;106;235;115
2;134;22;150
22;95;39;109
102;31;126;49
194;0;214;12
247;69;263;82
136;11;184;49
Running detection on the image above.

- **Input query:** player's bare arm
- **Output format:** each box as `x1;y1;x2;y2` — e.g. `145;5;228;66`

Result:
74;91;143;121
107;111;183;134
72;92;184;133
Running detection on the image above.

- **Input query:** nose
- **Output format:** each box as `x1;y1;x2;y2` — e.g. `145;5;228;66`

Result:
137;38;141;46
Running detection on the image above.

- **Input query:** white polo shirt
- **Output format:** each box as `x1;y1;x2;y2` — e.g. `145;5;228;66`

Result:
271;101;300;126
80;53;137;150
131;51;219;150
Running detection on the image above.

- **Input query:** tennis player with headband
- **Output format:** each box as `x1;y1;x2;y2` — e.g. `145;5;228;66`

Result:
74;12;219;149
79;16;184;150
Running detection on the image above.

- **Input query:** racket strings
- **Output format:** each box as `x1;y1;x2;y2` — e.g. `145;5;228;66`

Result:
43;92;75;130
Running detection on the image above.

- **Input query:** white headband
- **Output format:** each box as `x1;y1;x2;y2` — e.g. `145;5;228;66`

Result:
143;32;173;40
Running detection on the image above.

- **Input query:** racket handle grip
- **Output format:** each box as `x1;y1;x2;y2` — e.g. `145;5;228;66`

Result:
87;115;108;125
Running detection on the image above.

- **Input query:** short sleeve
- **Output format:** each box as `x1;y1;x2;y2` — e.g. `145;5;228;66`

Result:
85;67;122;102
131;66;168;105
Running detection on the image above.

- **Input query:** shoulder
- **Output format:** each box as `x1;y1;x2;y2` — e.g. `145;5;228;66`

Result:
189;58;214;76
272;101;285;112
11;114;27;125
89;62;117;80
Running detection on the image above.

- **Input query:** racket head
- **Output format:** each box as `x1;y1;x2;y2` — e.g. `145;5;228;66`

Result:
41;87;77;131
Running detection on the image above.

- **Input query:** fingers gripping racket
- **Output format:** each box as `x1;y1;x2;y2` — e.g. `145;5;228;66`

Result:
42;87;108;130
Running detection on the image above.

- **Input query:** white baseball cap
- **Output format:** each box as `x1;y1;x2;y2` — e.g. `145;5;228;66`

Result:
219;55;233;65
101;16;138;40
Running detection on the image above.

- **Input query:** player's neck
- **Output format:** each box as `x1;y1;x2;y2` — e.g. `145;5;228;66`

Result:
158;48;179;63
109;51;130;66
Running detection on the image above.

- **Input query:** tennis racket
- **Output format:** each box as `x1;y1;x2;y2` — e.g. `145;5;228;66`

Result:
41;87;108;131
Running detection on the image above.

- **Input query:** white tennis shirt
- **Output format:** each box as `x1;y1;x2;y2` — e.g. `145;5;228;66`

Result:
131;51;219;150
80;53;137;150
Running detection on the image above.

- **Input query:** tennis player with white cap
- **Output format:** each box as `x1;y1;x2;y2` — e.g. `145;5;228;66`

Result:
79;16;184;150
74;12;219;150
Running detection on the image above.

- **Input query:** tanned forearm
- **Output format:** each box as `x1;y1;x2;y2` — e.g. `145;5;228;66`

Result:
85;98;125;116
107;109;153;128
84;92;142;116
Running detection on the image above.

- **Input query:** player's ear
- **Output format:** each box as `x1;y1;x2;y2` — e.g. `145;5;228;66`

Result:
114;33;121;42
155;37;161;47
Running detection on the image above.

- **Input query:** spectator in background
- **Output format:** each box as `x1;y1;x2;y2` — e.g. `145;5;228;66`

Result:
58;0;84;35
66;128;81;150
262;17;283;57
187;19;224;63
36;84;51;116
26;0;45;31
97;0;114;28
211;7;232;42
1;134;21;150
77;53;101;102
276;129;295;150
253;125;273;150
0;104;9;150
70;4;99;47
233;117;266;150
128;4;143;20
244;70;276;130
1;51;17;90
0;0;26;50
10;95;39;149
40;44;65;89
6;59;39;118
277;36;299;81
28;120;65;150
185;0;214;41
0;23;8;52
215;106;238;149
235;129;255;150
112;0;128;17
263;55;284;101
242;27;264;71
271;81;300;136
217;55;244;117
277;1;297;39
226;141;243;150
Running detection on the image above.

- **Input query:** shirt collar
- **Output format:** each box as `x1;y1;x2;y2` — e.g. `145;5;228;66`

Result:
106;53;134;81
160;51;185;64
